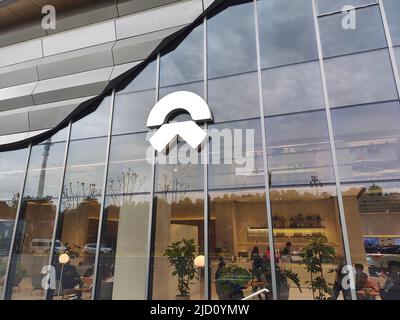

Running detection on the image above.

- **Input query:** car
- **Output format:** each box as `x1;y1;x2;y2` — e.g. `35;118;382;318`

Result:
83;243;113;254
30;239;67;254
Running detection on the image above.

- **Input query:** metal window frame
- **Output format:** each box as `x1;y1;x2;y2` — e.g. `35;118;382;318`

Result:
311;0;357;300
253;0;278;301
44;121;72;300
91;89;116;300
379;0;400;99
1;143;32;300
203;15;210;301
144;53;160;300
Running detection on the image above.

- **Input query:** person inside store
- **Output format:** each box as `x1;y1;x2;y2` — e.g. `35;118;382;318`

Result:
380;260;400;300
280;242;292;263
331;262;352;300
250;247;265;298
354;264;379;300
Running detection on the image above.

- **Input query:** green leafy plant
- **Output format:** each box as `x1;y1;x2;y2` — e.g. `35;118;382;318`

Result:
302;236;336;300
163;239;198;297
217;266;251;287
258;262;302;299
278;267;302;291
215;265;251;300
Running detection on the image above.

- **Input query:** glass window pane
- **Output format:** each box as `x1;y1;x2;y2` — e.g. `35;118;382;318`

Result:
160;23;203;87
7;136;66;300
258;0;318;68
342;181;400;300
96;194;150;300
0;149;28;298
107;133;153;195
331;101;400;182
317;0;377;15
209;189;273;300
207;0;257;78
324;49;398;107
270;185;346;300
112;90;155;135
208;72;260;123
48;137;107;300
262;61;324;116
319;6;387;58
155;139;204;193
208;119;265;189
70;96;111;140
266;111;335;186
395;46;400;75
159;81;203;100
151;191;204;300
384;0;400;46
117;60;157;95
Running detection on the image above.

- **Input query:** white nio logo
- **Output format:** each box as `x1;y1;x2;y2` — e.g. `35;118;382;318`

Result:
147;91;213;152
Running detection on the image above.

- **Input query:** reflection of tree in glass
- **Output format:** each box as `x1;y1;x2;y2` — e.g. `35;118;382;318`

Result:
159;173;190;203
6;193;19;209
62;181;101;210
107;168;146;200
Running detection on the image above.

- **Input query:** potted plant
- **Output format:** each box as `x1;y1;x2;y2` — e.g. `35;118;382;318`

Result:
163;239;198;300
275;266;302;300
260;261;302;300
215;265;251;300
301;236;336;300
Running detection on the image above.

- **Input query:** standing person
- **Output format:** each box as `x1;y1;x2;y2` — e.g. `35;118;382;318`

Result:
380;261;400;300
250;247;264;298
280;242;292;263
331;263;351;300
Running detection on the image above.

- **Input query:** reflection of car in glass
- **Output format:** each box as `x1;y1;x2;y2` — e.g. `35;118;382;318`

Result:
366;253;400;277
83;243;113;254
31;239;67;254
365;245;381;254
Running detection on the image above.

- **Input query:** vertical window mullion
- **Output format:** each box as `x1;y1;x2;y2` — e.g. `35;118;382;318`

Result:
2;143;32;300
91;90;116;300
203;14;210;301
145;54;161;300
44;121;72;300
379;0;400;99
311;0;357;300
253;0;278;301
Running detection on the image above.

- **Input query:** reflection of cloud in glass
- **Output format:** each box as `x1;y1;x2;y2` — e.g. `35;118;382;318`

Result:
384;0;400;46
262;61;324;115
208;1;257;78
265;111;335;185
208;72;259;122
160;24;203;87
331;101;400;182
0;149;27;200
70;96;111;140
317;0;375;14
319;6;387;58
258;0;318;68
113;90;155;135
324;49;398;108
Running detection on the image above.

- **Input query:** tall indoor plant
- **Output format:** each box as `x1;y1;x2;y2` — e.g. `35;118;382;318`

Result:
164;238;198;299
302;236;336;300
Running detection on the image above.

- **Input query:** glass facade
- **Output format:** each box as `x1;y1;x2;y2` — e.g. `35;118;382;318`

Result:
0;0;400;300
